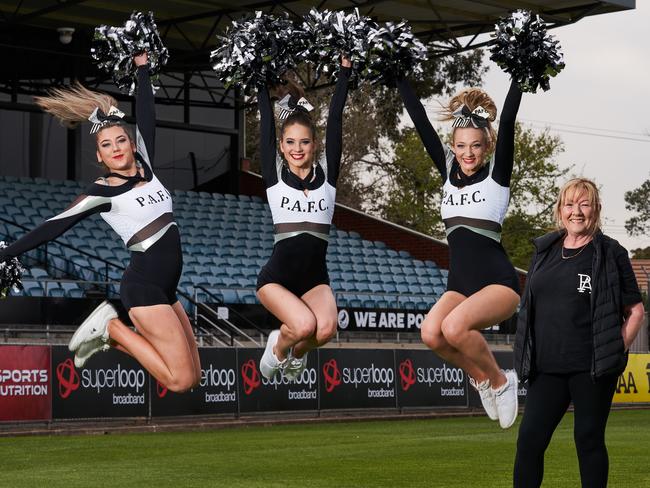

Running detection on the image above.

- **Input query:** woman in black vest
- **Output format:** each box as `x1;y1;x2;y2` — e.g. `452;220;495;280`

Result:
513;178;645;487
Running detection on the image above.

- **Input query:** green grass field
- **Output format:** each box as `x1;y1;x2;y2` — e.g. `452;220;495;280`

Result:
0;410;648;488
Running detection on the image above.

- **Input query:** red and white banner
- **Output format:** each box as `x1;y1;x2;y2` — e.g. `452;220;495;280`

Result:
0;345;51;421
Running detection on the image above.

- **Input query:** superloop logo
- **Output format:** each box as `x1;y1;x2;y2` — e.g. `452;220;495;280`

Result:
56;359;80;399
399;359;416;391
262;368;317;390
241;359;261;395
322;359;341;392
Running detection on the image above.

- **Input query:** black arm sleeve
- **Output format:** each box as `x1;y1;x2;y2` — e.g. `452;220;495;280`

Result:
325;67;351;186
0;192;111;260
397;78;448;181
492;81;522;187
257;85;278;187
136;65;156;165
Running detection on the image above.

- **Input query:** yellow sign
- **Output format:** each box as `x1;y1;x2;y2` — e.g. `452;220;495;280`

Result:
613;353;650;403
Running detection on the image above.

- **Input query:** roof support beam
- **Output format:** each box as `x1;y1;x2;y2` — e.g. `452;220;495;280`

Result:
2;0;90;24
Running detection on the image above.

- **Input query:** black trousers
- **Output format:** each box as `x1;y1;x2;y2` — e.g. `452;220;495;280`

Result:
513;371;618;488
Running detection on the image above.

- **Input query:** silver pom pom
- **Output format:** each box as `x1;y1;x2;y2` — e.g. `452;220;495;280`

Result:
363;20;428;86
490;10;565;93
0;242;24;299
299;8;376;81
91;11;169;95
210;11;305;94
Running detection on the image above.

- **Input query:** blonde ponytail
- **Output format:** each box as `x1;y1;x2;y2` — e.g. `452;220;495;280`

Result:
34;82;119;129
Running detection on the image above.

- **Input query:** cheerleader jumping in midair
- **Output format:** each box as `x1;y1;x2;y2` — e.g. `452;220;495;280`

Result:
0;53;200;392
256;57;352;380
396;77;523;428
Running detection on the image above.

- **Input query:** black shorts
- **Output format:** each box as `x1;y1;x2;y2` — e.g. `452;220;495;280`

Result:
446;227;520;297
120;225;183;310
256;233;330;297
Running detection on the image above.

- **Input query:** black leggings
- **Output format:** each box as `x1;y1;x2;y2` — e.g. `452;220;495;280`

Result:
513;371;618;488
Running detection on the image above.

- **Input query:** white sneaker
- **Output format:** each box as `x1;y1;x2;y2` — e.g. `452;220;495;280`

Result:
493;370;519;429
68;300;117;352
259;330;288;379
74;338;110;368
470;377;498;421
283;351;308;381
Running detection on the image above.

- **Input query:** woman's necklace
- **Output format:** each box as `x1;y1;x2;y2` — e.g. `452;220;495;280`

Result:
561;242;589;260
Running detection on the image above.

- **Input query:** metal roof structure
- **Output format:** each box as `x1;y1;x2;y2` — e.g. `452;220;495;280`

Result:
0;1;635;105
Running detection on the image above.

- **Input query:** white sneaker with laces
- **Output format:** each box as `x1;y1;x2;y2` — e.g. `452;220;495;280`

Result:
259;330;288;379
470;377;498;421
68;300;117;352
493;369;519;429
283;351;308;381
74;338;110;368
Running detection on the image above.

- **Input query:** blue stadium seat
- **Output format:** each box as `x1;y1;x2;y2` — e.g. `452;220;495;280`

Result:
218;288;238;303
368;283;384;293
433;286;446;297
382;283;397;293
23;282;45;297
28;267;49;279
393;274;407;285
48;288;66;298
395;284;409;294
336;295;349;307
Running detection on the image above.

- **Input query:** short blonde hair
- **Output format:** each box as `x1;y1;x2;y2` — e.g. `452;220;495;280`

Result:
554;178;602;235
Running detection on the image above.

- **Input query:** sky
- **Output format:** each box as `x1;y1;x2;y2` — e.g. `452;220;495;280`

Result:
417;1;649;253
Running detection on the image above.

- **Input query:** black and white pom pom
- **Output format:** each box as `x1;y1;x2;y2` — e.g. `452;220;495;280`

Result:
91;11;169;95
363;20;428;86
299;8;376;80
489;10;565;93
211;11;304;94
0;243;24;299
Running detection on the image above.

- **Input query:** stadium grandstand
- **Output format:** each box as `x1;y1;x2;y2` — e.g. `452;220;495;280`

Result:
0;174;449;342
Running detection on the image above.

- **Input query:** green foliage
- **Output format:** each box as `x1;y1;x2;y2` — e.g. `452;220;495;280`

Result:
380;128;445;238
501;212;551;270
624;175;650;236
504;124;568;269
631;246;650;259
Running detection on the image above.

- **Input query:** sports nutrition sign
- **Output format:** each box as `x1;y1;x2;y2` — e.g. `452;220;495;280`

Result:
0;345;51;421
51;346;149;419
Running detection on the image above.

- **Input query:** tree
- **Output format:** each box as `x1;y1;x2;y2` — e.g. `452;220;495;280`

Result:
379;122;568;269
380;127;445;238
245;50;487;208
631;247;650;259
503;124;569;269
624;175;650;236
